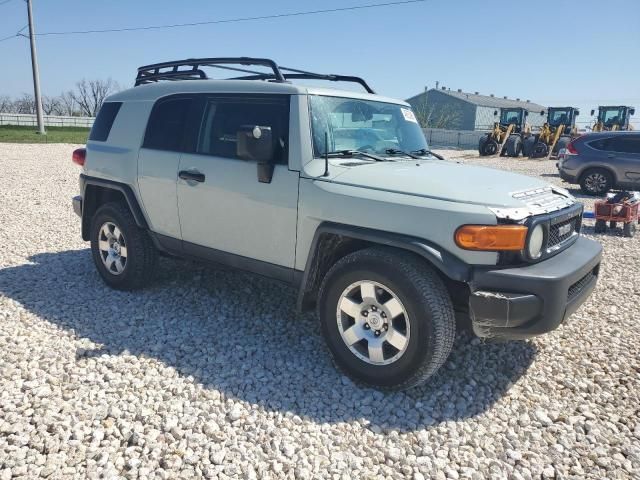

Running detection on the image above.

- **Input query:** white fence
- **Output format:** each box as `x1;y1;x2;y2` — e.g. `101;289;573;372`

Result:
424;128;488;150
0;113;94;128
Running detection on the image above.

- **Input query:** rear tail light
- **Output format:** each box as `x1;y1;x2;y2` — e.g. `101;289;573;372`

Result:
566;140;578;155
72;148;86;166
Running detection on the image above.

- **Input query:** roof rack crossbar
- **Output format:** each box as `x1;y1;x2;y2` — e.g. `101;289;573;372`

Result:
134;57;375;93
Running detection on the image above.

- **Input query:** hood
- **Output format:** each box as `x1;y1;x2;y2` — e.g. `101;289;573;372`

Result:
329;159;574;212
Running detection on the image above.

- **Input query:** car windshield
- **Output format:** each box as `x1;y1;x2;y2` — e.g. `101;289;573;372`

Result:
309;95;429;157
500;109;522;125
549;109;571;126
599;107;625;126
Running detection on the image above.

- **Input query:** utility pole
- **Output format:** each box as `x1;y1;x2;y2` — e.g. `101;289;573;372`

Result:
26;0;45;135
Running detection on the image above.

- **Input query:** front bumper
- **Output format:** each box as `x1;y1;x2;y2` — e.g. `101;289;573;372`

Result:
72;195;82;217
468;236;602;339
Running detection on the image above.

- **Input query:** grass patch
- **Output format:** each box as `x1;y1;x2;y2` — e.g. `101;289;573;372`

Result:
0;125;90;144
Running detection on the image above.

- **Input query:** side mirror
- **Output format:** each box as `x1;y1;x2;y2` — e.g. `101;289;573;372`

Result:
590;109;595;116
524;111;529;116
575;110;580;116
236;125;275;183
540;110;545;116
630;108;636;116
493;110;498;116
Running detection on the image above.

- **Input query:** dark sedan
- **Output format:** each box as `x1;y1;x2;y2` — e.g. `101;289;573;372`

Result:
557;132;640;195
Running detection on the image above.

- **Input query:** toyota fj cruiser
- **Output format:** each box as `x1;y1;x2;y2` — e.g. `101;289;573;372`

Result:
71;58;602;390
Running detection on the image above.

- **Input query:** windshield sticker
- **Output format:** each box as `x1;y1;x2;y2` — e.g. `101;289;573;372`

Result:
401;108;417;123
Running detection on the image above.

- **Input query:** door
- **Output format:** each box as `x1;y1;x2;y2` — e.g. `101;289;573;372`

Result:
177;95;299;269
137;96;193;239
606;135;640;187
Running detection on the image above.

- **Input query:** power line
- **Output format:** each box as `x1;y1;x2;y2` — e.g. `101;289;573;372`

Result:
0;33;17;43
36;0;426;36
0;0;14;6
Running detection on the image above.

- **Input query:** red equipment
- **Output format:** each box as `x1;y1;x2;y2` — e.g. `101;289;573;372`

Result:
594;195;639;237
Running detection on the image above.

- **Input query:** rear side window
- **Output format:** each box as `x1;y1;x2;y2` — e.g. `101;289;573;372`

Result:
89;102;122;141
608;136;640;154
589;135;640;154
143;97;192;151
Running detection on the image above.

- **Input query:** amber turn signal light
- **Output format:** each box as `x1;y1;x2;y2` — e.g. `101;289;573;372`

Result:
455;225;527;251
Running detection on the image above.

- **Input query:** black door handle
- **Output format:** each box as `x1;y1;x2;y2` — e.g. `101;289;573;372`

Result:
179;170;205;183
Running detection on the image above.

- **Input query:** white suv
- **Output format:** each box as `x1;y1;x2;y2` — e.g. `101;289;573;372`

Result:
72;57;602;390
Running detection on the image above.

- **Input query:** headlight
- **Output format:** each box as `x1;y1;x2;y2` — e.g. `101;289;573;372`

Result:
527;224;544;259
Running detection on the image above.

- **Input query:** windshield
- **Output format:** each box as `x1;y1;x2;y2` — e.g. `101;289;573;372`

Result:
548;109;571;126
598;107;625;126
500;109;522;126
309;95;428;157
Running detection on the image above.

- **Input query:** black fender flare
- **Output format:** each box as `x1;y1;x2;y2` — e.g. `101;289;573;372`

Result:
296;222;471;311
80;174;148;239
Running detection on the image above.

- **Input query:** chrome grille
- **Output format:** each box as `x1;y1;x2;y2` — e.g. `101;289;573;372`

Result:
548;215;581;249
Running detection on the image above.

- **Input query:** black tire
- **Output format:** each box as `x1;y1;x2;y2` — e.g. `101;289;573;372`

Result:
480;138;499;156
478;134;488;155
531;141;549;158
594;219;607;233
609;221;617;229
554;136;571;155
317;247;456;390
579;168;613;196
522;136;536;157
505;135;522;157
90;202;158;290
623;222;636;238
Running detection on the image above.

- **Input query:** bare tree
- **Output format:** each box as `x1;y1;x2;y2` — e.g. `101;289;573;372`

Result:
58;91;77;116
413;97;462;130
42;95;63;115
70;78;119;116
0;96;14;113
14;93;36;114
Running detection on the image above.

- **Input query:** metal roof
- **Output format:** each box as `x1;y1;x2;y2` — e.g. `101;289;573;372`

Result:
407;88;545;112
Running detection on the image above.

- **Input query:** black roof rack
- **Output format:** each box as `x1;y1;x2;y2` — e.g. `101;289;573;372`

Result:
134;57;375;94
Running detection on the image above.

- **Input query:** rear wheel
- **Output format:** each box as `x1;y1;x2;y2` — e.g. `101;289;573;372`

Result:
522;136;536;157
505;135;522;157
623;222;636;238
318;247;456;390
580;168;613;195
594;219;607;233
90;202;158;290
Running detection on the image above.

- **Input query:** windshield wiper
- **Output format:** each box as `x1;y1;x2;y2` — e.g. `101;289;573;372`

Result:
385;148;420;159
410;148;444;160
326;150;388;162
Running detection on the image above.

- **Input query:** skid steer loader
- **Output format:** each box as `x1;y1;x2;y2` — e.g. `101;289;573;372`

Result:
591;106;635;131
525;107;579;159
478;108;530;157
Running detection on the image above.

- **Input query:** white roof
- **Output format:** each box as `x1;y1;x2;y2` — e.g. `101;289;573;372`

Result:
108;79;409;106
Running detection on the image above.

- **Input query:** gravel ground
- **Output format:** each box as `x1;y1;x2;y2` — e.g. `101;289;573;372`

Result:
0;143;639;479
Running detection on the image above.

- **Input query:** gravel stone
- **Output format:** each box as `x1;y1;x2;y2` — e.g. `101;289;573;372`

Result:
0;144;638;479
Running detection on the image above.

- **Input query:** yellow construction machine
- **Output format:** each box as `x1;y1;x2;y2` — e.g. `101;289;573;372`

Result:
591;106;635;131
478;107;530;157
524;107;579;158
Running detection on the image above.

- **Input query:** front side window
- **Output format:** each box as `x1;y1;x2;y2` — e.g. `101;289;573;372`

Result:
196;97;289;164
143;97;192;151
500;109;522;126
309;95;428;156
549;109;571;126
598;107;625;127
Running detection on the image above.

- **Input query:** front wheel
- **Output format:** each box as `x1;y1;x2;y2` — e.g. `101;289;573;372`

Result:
317;247;456;390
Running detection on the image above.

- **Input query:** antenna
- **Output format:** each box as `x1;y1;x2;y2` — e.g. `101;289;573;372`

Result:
323;131;329;177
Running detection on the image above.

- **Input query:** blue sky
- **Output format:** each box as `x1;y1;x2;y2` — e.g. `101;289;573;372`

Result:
1;0;639;126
